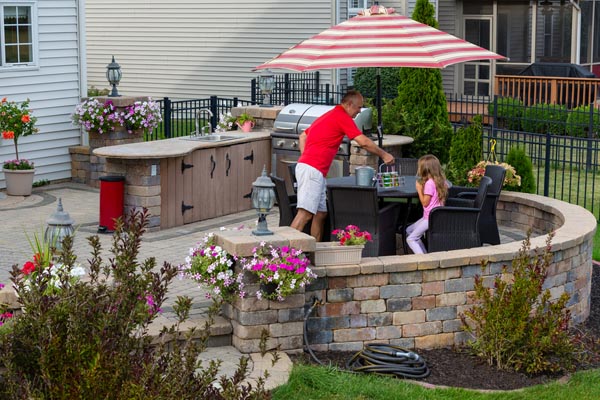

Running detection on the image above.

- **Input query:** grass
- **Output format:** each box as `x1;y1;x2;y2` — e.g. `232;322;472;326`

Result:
273;364;600;400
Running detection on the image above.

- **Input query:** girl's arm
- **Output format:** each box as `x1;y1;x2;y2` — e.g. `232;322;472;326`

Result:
416;180;432;207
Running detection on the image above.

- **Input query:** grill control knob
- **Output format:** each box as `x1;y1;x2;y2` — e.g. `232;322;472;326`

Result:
277;140;285;147
292;141;298;148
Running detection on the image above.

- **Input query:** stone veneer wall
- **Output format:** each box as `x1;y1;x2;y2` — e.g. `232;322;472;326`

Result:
217;192;595;354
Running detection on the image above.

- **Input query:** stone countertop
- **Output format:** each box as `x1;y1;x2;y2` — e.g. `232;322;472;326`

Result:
375;135;414;147
93;130;272;159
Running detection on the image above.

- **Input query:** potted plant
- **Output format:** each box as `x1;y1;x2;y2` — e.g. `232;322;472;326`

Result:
235;113;255;133
314;225;372;266
1;98;39;196
121;98;162;135
72;98;119;134
239;242;316;301
467;161;521;188
179;232;245;302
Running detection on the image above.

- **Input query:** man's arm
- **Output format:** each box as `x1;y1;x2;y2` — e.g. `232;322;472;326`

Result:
353;134;394;165
299;131;307;154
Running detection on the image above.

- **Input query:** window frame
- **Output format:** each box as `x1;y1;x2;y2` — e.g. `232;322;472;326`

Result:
0;1;37;69
348;0;369;18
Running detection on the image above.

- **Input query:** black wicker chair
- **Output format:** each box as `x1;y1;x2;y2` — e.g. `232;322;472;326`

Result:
427;176;491;253
395;157;419;177
447;165;506;245
327;185;400;257
287;162;298;194
271;175;297;226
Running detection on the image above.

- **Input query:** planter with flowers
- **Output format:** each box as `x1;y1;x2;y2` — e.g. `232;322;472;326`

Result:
1;98;38;196
215;111;236;132
240;242;316;301
314;225;372;266
235;113;256;133
72;96;161;149
467;161;521;188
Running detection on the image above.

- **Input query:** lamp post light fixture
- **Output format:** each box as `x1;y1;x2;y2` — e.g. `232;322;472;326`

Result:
258;69;275;107
106;55;122;97
44;198;75;252
251;166;276;236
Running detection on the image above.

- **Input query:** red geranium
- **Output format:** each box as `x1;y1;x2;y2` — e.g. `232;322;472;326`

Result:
22;261;36;275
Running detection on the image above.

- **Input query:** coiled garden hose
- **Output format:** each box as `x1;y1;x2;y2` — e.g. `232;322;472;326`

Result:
346;343;430;379
303;299;430;379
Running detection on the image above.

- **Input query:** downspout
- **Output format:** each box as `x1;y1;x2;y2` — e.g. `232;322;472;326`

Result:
76;0;88;145
570;0;581;63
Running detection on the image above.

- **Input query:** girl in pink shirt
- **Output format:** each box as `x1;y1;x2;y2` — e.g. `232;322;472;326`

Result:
406;155;448;254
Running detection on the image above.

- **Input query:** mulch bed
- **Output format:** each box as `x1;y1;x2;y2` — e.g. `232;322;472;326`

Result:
291;264;600;391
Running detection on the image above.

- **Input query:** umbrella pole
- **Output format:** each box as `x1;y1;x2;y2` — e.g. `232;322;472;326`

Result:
376;68;383;157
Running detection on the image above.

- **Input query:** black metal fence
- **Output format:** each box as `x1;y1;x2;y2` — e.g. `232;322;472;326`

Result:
250;72;347;105
448;94;600;219
147;96;253;140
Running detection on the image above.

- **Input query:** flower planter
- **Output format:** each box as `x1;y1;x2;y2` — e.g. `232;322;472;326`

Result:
313;242;364;266
3;168;35;196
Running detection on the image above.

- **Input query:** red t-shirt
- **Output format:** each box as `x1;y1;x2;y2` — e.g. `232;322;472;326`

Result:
298;105;362;176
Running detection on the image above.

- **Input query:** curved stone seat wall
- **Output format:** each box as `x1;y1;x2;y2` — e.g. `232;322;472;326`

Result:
218;192;595;354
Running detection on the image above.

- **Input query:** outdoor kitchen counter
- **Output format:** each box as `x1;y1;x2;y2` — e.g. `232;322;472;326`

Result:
372;134;414;147
93;130;272;159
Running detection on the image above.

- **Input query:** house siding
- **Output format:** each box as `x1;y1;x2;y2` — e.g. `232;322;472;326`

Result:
85;0;335;101
0;0;84;188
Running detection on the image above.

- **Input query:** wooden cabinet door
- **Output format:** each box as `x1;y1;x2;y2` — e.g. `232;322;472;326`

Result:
160;156;185;229
192;147;218;221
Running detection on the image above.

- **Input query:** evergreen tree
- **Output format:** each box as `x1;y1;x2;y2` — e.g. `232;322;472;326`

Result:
393;0;453;163
447;115;483;186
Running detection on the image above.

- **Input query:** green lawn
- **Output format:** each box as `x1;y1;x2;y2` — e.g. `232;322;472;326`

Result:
273;364;600;400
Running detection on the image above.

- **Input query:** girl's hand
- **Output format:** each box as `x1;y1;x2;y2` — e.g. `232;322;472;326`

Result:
416;180;423;192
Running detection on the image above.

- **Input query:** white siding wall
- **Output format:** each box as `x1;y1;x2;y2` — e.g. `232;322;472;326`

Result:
0;0;84;188
85;0;335;101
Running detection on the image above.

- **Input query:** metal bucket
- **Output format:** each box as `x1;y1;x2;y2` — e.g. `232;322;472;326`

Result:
355;166;375;187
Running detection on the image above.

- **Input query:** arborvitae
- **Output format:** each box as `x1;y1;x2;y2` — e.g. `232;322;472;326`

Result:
447;115;483;186
506;146;536;193
394;0;453;163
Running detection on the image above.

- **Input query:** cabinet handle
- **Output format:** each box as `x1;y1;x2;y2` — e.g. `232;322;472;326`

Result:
243;189;252;199
210;155;216;179
181;201;193;215
181;160;194;173
226;153;231;177
244;150;254;164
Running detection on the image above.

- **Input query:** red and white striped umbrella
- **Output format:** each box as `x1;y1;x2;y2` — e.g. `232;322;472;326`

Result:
255;6;505;71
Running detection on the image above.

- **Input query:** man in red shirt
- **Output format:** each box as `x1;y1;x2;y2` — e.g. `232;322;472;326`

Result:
291;90;394;241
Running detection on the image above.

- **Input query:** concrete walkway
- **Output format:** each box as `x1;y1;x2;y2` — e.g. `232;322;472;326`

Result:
0;182;291;392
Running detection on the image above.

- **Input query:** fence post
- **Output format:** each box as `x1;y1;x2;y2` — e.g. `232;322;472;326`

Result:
209;96;218;129
233;97;239;107
251;78;257;104
284;74;290;105
163;97;172;139
587;104;595;170
543;131;551;197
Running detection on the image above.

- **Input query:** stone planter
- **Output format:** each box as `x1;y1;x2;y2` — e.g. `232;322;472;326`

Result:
3;168;35;196
313;242;364;266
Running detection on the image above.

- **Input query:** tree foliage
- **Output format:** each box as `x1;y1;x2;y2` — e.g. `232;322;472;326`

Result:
446;115;483;185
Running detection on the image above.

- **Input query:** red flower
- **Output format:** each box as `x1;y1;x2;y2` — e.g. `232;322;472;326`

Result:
2;130;14;140
22;260;36;275
21;114;30;123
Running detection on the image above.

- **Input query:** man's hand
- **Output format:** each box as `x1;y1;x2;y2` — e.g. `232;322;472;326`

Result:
381;152;394;165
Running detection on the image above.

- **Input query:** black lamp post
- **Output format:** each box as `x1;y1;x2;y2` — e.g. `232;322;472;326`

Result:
106;55;122;97
258;69;275;107
44;198;75;252
251;166;276;236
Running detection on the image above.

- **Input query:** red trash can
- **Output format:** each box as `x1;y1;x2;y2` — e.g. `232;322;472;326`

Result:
98;175;125;233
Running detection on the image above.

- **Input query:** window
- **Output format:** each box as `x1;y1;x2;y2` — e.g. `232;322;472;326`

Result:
1;3;35;67
348;0;368;18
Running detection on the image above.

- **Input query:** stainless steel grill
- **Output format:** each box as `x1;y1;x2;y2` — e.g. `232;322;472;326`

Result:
271;103;373;193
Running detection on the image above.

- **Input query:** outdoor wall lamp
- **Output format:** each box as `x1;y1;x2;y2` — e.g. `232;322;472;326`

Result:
106;55;122;97
251;166;276;236
258;69;275;107
44;198;75;252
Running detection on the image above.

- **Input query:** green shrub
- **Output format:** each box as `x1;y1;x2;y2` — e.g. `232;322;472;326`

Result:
446;115;483;186
0;210;270;399
505;146;536;193
88;86;110;97
488;97;524;130
521;103;568;135
565;104;600;138
461;233;582;374
353;67;401;100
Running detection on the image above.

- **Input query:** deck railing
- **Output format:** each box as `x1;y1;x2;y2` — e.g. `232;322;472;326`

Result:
494;75;600;108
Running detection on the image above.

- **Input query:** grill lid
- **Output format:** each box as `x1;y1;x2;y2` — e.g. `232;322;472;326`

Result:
273;103;373;135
